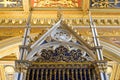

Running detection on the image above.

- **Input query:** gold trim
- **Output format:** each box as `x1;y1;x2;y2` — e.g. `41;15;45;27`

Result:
90;8;120;13
32;8;82;11
88;69;91;80
72;69;74;80
92;69;96;80
27;69;30;80
46;69;48;80
80;69;83;80
84;68;87;80
0;65;6;80
67;69;69;80
50;69;52;80
54;69;56;80
76;69;78;80
58;69;61;80
32;69;35;80
41;69;43;80
0;8;23;11
36;69;39;80
62;69;65;80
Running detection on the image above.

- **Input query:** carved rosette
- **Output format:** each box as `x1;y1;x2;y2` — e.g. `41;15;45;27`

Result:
51;29;72;42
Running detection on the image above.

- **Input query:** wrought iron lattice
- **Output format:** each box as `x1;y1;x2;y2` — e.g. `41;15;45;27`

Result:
26;63;99;80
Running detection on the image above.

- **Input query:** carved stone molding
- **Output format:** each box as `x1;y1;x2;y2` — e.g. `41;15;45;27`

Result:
15;60;31;73
30;62;94;69
0;17;120;26
93;60;108;75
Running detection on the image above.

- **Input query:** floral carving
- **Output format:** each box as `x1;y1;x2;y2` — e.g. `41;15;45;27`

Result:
41;49;53;60
55;46;68;55
70;49;82;60
36;46;92;62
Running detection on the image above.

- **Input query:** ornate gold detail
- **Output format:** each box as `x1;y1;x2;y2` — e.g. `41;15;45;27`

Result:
15;60;31;72
32;0;81;8
0;17;120;26
93;60;107;73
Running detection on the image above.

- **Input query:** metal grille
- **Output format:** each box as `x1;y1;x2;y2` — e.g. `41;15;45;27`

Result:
26;67;99;80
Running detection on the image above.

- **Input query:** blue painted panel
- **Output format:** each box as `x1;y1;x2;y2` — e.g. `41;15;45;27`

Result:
90;0;120;8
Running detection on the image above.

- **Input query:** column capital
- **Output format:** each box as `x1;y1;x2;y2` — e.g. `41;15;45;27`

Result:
15;60;31;73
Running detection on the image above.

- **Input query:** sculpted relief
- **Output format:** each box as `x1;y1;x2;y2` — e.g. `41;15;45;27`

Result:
31;0;82;7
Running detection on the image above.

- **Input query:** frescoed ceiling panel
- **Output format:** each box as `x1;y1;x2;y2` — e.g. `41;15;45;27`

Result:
90;0;120;8
0;0;22;8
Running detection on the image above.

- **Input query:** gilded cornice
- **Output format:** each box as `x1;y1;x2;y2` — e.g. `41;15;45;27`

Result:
0;11;120;26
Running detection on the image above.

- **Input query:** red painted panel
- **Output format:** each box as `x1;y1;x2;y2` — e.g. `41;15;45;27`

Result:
31;0;34;7
78;0;82;7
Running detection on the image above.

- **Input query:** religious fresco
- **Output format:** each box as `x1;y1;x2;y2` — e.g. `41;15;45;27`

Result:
90;0;120;8
0;0;22;8
31;0;82;8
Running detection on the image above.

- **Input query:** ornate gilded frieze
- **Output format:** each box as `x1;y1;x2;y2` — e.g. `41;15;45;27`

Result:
31;0;82;8
30;62;94;68
0;17;120;26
